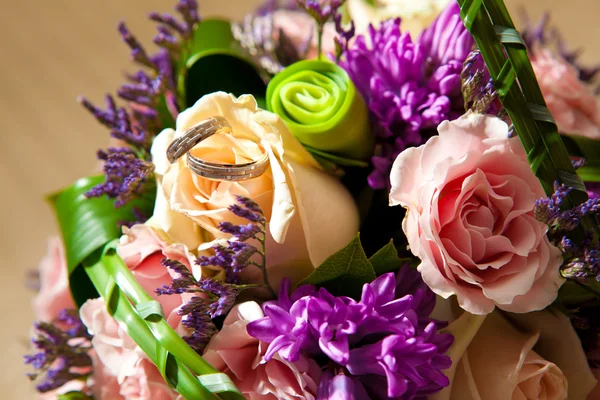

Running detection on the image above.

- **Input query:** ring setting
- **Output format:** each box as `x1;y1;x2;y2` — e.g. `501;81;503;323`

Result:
166;116;269;181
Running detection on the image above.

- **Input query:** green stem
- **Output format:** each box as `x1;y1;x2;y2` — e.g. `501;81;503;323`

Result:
317;23;323;61
258;223;277;299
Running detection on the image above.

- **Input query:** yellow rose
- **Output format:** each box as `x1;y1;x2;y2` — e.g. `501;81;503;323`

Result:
346;0;451;36
431;301;596;400
148;92;359;288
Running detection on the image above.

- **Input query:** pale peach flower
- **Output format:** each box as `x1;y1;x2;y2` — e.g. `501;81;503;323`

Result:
390;112;563;314
532;48;600;140
430;299;596;400
203;301;321;400
150;92;359;290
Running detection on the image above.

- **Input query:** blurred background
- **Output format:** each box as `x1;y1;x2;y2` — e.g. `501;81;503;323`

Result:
1;0;598;398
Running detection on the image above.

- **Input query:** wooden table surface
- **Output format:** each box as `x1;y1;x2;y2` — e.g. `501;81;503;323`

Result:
1;0;598;398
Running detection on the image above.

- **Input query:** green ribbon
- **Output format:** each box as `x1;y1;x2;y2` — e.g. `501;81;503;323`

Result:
267;60;373;165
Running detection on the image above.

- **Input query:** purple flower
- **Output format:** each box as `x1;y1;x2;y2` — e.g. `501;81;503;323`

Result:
247;267;453;399
24;310;93;393
80;0;201;217
318;370;370;400
340;3;474;189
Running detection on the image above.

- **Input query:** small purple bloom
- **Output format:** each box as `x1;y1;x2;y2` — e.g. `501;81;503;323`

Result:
24;310;93;394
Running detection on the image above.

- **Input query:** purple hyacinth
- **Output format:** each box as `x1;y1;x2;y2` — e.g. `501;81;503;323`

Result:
340;2;474;189
247;266;453;399
24;310;93;393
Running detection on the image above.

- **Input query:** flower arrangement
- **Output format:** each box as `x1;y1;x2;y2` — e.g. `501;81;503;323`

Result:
24;0;600;399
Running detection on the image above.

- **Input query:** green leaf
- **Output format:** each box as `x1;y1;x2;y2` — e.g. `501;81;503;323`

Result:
83;241;245;400
577;162;600;182
184;19;267;107
571;136;600;163
368;240;413;275
57;392;93;400
48;176;155;307
298;234;375;299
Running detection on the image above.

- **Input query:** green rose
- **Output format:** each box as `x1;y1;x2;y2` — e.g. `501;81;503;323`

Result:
266;60;373;165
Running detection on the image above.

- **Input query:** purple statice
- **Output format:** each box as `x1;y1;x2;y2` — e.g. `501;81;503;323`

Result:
522;13;600;85
535;182;600;281
196;196;273;295
461;50;500;115
247;266;453;399
81;0;200;217
340;3;475;189
333;11;355;62
233;3;312;74
156;258;249;352
86;147;155;209
24;310;93;393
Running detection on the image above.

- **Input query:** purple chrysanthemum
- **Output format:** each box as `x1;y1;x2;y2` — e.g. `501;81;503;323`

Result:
247;266;453;399
340;3;474;189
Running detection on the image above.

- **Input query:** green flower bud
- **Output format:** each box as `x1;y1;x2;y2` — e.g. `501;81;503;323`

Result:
266;60;373;164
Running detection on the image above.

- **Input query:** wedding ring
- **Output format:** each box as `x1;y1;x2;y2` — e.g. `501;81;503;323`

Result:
166;116;232;163
166;116;269;181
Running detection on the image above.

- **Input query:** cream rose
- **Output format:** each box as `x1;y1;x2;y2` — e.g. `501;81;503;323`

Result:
346;0;451;36
430;300;597;400
149;92;359;289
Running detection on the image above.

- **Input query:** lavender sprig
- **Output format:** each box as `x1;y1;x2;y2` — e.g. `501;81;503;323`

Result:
156;258;259;352
522;13;600;86
196;196;275;298
80;1;201;219
296;0;345;59
86;147;155;209
535;182;600;281
24;310;93;393
333;11;355;62
461;50;499;115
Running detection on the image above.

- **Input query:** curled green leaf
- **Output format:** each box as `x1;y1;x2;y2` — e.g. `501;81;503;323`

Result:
267;60;373;165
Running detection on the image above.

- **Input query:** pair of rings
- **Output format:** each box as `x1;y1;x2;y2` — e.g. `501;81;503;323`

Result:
166;116;269;181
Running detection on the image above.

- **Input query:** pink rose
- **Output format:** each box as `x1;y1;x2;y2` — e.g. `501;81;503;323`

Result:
390;112;564;314
117;224;198;332
203;302;321;400
80;299;179;400
33;237;75;322
532;48;600;139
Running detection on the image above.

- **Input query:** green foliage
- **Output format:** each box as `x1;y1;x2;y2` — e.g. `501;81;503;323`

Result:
57;392;94;400
184;19;267;107
368;240;412;275
48;176;154;307
299;235;414;299
83;241;244;400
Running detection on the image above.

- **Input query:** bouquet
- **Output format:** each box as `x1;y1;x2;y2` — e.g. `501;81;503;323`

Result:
24;0;600;399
